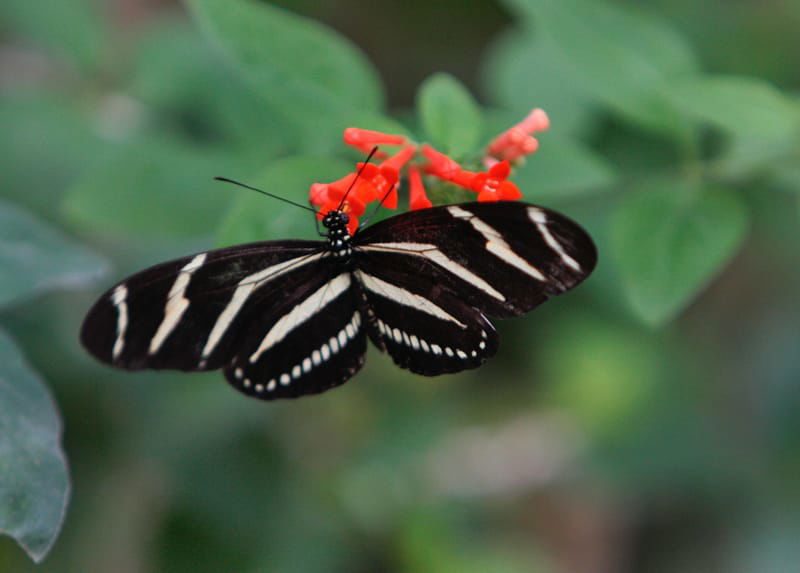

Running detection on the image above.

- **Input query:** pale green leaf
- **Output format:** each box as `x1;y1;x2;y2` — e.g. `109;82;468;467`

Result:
664;75;800;137
63;138;251;239
0;200;108;308
0;0;106;71
186;0;384;150
131;17;287;157
481;30;596;137
716;132;800;180
0;329;70;563
611;181;748;326
501;0;698;136
0;92;104;219
417;73;482;157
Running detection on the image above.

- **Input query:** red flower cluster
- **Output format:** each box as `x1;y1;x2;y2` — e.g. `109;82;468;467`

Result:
310;108;549;231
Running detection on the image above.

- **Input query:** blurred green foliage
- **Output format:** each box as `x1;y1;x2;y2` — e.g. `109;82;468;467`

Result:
1;0;799;571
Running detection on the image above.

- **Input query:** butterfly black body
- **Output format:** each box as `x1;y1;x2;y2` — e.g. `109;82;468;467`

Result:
81;202;597;400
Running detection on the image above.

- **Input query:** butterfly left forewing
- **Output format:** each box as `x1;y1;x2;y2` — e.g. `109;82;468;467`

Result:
80;240;324;371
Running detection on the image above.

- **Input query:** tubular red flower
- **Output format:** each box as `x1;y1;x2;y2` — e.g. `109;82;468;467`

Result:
311;160;401;227
421;144;461;178
311;174;370;228
343;128;407;155
421;144;476;188
362;164;399;209
469;160;522;202
381;144;416;172
309;182;331;206
313;174;370;210
408;166;432;210
338;166;380;203
374;145;414;209
310;109;547;231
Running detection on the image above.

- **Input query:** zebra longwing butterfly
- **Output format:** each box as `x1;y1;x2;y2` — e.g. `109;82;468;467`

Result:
81;201;596;400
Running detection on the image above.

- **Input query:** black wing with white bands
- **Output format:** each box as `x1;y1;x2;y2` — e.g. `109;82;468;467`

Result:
352;201;596;374
82;242;328;375
225;272;367;399
355;265;499;375
354;201;596;318
81;200;596;401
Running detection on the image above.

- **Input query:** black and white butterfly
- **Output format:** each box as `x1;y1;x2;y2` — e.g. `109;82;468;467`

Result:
81;200;596;400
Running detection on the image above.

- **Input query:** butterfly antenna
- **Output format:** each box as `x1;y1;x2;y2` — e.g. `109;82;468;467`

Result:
336;146;379;212
214;177;317;213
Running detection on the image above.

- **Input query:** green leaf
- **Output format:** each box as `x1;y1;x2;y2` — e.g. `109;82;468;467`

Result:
186;0;384;150
417;73;482;157
513;136;616;199
0;92;104;219
716;132;800;180
131;17;287;157
62;138;250;239
0;0;106;72
664;75;800;137
611;181;748;326
216;155;353;247
481;30;596;137
0;199;108;308
501;0;699;137
0;329;70;563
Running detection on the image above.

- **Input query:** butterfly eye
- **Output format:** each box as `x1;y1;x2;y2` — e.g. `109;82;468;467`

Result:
340;213;350;224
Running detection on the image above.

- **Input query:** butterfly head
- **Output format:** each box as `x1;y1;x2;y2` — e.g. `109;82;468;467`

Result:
321;210;350;230
322;210;353;258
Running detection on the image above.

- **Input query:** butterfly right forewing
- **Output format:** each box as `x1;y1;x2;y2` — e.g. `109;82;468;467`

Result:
351;201;596;377
354;201;597;319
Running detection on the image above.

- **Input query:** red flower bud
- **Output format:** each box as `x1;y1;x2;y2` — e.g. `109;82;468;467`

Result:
487;108;549;162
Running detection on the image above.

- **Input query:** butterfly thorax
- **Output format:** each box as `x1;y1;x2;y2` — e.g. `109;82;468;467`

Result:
322;210;353;259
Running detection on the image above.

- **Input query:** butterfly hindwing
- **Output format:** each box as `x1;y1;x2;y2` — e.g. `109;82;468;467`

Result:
354;201;597;319
225;272;367;400
355;266;499;375
80;241;324;371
